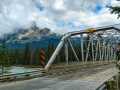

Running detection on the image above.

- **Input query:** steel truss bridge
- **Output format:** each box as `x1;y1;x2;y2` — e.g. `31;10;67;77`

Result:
44;24;120;72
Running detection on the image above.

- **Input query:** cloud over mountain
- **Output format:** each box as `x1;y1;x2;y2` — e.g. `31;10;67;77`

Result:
0;0;120;37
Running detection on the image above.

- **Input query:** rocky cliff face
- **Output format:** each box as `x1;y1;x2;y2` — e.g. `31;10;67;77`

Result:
5;27;61;43
16;27;50;39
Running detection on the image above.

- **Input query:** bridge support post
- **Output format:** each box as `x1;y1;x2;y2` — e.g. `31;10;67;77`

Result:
101;39;105;60
65;40;68;67
98;39;102;60
109;47;111;60
106;44;109;60
91;33;94;61
95;39;99;60
110;47;113;60
85;35;91;61
113;51;116;60
104;46;107;60
80;35;84;62
108;45;111;60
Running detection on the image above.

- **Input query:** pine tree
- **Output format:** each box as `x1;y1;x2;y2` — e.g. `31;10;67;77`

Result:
13;48;19;65
107;6;120;19
19;52;24;65
32;47;41;65
30;50;33;65
24;44;31;65
34;47;40;65
0;35;11;74
51;43;55;54
47;40;51;60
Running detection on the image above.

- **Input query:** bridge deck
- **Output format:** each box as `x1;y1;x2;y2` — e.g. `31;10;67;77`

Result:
79;66;118;82
0;64;118;90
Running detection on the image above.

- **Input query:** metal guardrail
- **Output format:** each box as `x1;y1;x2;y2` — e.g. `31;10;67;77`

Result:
0;69;45;82
96;72;118;90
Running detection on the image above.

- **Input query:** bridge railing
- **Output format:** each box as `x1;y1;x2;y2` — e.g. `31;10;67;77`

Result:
0;70;42;82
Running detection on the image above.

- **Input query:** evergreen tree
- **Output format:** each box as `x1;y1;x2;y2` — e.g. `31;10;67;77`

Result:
47;40;51;60
0;35;11;74
107;5;120;19
24;44;31;65
13;48;19;65
30;50;33;65
17;52;22;65
34;47;40;65
51;43;55;54
32;47;41;65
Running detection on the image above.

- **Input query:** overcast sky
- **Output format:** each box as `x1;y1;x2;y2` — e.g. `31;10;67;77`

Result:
0;0;120;37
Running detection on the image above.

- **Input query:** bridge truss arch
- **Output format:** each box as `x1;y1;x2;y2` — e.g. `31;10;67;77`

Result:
44;24;120;71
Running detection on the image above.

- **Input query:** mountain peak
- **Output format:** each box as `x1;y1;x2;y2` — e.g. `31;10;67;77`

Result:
4;26;61;43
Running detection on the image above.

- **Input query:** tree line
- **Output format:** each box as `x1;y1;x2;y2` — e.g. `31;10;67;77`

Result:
1;34;109;70
0;36;85;68
10;42;83;65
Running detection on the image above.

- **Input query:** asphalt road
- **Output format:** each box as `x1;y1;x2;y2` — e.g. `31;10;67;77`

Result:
0;64;117;90
0;77;102;90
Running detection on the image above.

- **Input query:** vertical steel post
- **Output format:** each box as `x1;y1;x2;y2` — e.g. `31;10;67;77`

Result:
110;46;112;60
110;47;112;60
91;33;94;61
114;51;117;60
109;46;111;60
112;48;114;60
106;44;109;60
103;45;105;60
85;36;91;61
98;40;102;60
104;46;107;60
113;50;116;60
65;40;68;62
101;40;105;60
108;45;110;60
95;40;99;60
80;34;84;61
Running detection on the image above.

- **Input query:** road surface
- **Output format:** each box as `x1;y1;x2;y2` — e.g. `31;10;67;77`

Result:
0;64;118;90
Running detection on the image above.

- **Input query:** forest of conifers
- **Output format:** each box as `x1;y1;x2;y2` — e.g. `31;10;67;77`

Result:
9;42;83;66
0;35;95;68
0;36;85;67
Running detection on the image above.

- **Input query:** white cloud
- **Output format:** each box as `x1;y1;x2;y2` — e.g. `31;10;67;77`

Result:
0;0;120;37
